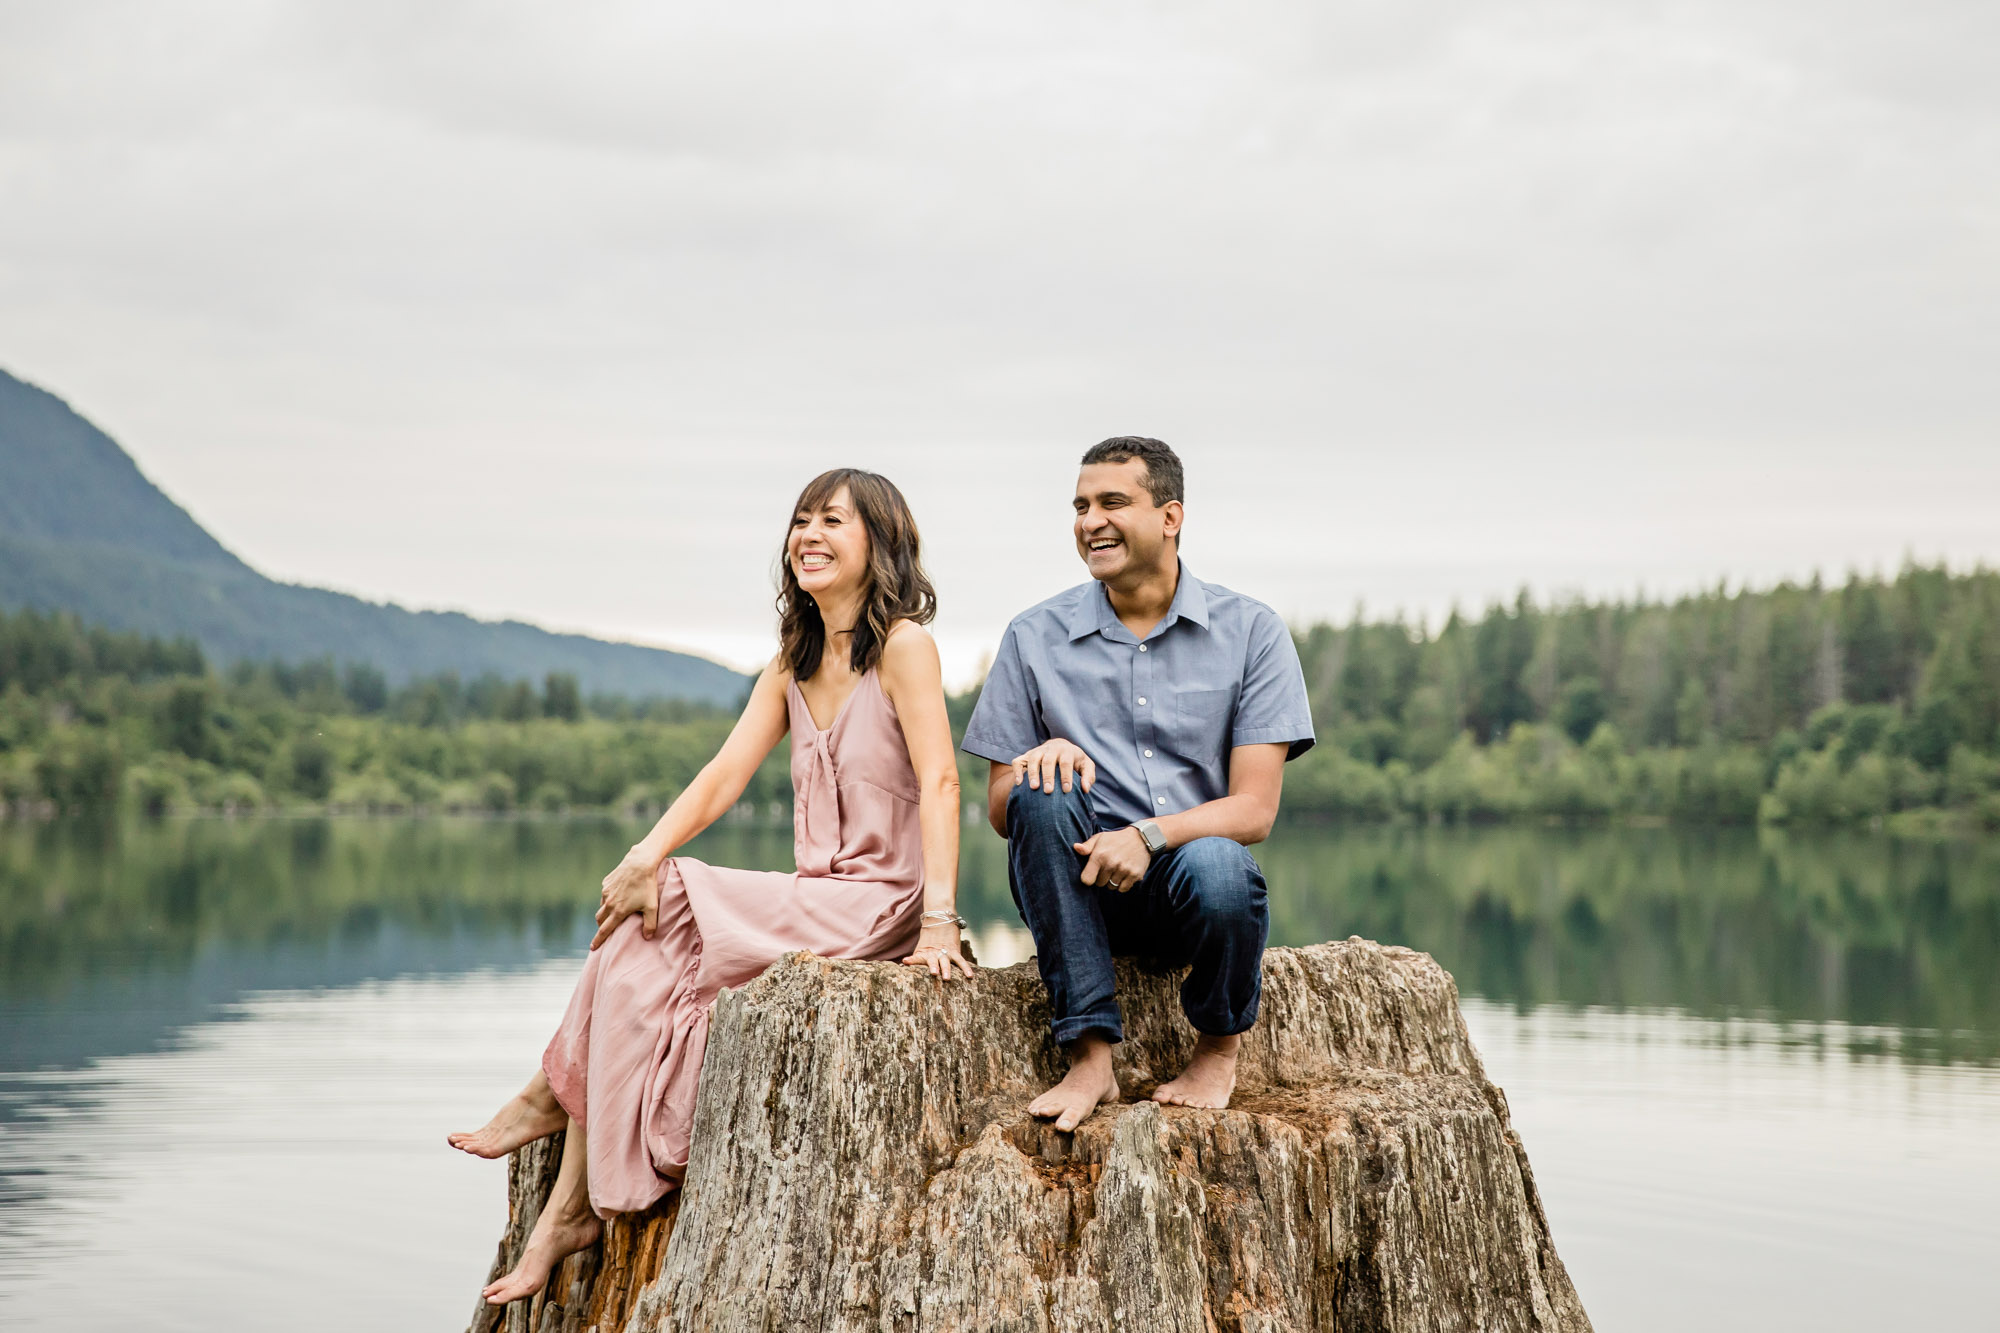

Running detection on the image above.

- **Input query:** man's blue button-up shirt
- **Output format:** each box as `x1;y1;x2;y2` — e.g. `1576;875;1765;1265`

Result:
962;564;1316;830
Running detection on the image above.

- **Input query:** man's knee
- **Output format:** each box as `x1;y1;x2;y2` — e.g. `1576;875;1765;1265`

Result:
1005;780;1093;843
1174;838;1265;924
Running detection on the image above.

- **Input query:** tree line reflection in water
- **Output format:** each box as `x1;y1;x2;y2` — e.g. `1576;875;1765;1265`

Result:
3;816;1996;1071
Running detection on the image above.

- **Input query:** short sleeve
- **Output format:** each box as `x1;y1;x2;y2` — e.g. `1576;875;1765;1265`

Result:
1232;610;1316;760
961;624;1047;764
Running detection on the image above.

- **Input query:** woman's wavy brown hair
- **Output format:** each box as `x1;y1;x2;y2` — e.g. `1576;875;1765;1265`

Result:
776;469;937;681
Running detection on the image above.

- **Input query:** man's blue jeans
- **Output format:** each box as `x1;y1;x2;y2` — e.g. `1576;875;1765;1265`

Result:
1006;782;1268;1045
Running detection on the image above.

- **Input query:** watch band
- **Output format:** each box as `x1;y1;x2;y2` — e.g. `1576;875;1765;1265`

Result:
1132;819;1167;853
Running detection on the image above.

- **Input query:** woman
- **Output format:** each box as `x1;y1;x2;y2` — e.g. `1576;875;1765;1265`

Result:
448;469;974;1305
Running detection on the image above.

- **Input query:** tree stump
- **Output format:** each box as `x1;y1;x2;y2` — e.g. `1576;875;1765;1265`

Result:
467;940;1592;1332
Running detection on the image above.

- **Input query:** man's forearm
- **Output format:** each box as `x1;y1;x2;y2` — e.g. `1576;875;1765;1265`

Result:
1152;792;1278;848
986;764;1013;837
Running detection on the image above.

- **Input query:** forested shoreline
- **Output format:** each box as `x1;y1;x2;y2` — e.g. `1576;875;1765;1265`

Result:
1282;564;2000;831
3;564;1997;832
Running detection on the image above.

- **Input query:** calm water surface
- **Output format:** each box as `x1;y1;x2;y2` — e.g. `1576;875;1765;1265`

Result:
2;817;1997;1330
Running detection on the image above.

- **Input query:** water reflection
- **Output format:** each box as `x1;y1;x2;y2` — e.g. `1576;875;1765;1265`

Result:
1253;826;2000;1064
976;823;2000;1063
1461;999;2000;1332
2;815;1998;1332
0;969;586;1324
6;818;1998;1071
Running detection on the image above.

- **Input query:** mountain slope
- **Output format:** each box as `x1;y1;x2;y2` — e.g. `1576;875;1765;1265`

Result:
0;368;749;703
0;370;246;571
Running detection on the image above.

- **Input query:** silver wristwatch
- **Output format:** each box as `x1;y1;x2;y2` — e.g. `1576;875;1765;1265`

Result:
1131;819;1167;853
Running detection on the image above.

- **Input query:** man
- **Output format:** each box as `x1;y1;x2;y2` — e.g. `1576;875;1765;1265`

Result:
962;437;1315;1130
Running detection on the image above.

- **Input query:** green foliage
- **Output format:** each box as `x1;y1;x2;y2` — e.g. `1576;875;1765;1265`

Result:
1908;696;1963;771
1674;678;1710;746
283;733;336;801
162;679;217;761
1281;745;1407;821
0;606;205;692
0;606;770;819
124;762;189;817
33;727;125;813
1288;564;2000;829
1555;676;1606;745
343;663;388;713
4;565;1998;832
542;672;582;722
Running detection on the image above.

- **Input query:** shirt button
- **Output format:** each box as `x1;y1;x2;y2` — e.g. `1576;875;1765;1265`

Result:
1144;749;1153;758
1137;696;1147;705
1139;644;1148;652
1157;796;1167;805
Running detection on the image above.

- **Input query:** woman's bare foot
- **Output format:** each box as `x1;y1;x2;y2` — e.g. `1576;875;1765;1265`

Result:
1151;1032;1240;1109
1027;1035;1121;1132
448;1073;566;1159
481;1201;602;1306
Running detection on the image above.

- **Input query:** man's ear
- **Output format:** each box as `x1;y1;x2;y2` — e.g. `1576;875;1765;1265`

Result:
1161;499;1184;542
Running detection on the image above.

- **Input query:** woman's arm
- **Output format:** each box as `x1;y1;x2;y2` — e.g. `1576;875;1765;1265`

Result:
591;660;791;948
631;659;792;865
878;622;973;979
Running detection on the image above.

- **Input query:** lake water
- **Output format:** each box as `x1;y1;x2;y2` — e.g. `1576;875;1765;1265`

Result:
2;816;1997;1330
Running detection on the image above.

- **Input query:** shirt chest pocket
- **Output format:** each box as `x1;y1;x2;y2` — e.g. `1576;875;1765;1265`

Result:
1171;688;1235;771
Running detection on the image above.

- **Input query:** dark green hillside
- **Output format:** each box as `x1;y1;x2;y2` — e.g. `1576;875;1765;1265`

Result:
0;371;245;569
0;368;748;704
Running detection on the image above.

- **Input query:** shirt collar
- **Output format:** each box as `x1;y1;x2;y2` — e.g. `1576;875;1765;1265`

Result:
1067;561;1209;642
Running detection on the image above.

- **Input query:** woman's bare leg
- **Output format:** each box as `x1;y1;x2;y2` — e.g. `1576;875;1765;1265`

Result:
481;1116;603;1306
448;1068;569;1159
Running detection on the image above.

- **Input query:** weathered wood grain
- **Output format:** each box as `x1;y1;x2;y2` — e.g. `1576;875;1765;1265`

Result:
470;939;1590;1333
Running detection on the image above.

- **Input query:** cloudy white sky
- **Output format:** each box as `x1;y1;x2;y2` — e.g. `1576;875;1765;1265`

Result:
2;0;1994;682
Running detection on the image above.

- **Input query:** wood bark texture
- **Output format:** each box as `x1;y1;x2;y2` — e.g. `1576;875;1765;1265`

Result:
467;940;1591;1333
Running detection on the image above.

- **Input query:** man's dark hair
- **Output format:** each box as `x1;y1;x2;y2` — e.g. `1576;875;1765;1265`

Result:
1079;436;1184;508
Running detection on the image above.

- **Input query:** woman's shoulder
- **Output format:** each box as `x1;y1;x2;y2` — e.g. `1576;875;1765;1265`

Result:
750;656;798;699
878;620;937;668
876;620;940;688
883;618;932;647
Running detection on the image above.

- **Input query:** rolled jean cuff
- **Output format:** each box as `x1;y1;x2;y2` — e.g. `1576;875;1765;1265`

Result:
1050;1012;1123;1046
1185;998;1260;1038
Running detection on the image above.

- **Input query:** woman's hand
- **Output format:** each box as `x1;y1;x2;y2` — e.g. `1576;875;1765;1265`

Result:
592;854;661;950
902;922;975;981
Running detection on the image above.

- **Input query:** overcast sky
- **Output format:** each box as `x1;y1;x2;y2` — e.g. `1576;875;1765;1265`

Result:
2;0;1994;682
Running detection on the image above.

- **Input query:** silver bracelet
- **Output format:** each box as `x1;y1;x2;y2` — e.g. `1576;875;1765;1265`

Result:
920;910;965;927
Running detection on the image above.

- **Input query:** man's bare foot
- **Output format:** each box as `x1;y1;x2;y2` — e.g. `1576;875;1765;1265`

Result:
1151;1033;1240;1109
481;1202;601;1305
1027;1035;1121;1132
448;1074;566;1159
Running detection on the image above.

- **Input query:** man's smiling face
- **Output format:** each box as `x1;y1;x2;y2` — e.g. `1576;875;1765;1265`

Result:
1073;457;1180;584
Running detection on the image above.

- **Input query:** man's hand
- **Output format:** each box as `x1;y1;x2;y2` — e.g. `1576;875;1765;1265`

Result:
1010;739;1097;795
1073;826;1153;892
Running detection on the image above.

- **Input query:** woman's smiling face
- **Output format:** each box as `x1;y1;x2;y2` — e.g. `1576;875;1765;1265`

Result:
788;485;871;604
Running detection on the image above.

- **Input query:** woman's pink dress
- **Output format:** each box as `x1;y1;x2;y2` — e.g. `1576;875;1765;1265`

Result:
541;668;924;1214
